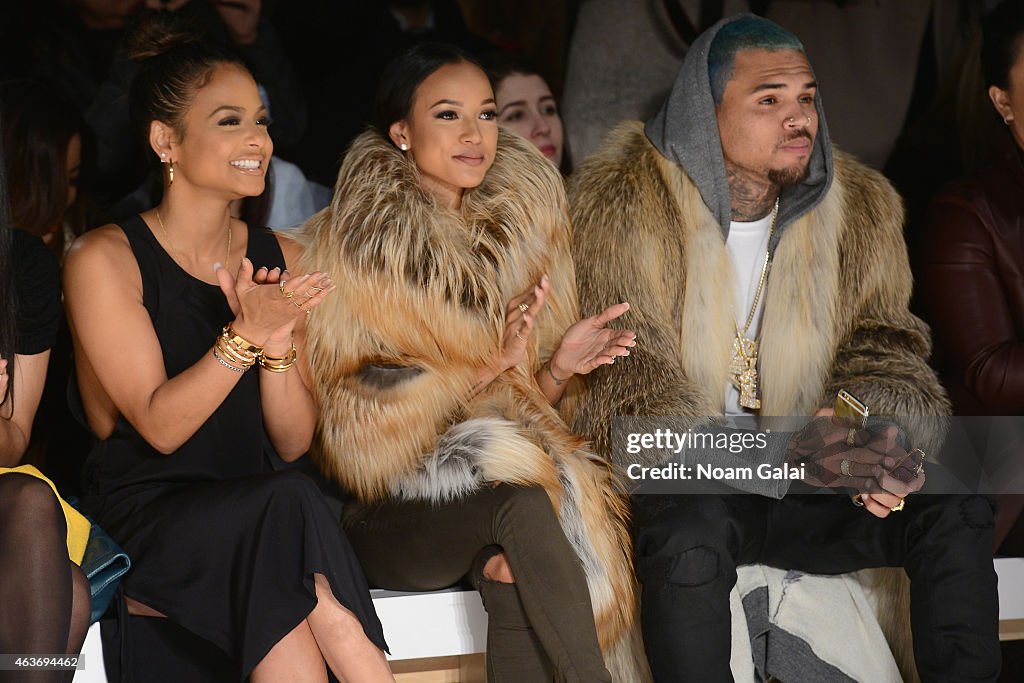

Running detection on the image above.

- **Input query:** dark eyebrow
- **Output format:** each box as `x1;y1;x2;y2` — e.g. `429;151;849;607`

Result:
498;100;525;115
208;104;268;119
497;98;524;114
751;80;817;95
430;97;495;108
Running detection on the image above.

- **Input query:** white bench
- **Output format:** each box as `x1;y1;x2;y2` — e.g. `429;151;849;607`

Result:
72;586;488;682
70;557;1024;682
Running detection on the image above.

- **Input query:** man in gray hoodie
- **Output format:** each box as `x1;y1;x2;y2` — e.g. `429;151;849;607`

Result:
569;14;1001;683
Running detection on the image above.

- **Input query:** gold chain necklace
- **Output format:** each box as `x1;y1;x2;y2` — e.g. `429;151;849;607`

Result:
729;197;779;410
155;207;231;270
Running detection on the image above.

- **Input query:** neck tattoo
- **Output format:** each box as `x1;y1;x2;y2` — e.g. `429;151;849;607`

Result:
727;166;779;221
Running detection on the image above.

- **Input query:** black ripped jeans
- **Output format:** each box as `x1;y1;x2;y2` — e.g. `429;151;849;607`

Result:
632;493;1001;683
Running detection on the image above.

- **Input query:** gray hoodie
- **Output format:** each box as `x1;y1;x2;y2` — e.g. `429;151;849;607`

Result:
644;13;834;250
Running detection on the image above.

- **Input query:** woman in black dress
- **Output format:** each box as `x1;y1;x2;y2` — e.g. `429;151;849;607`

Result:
63;13;391;682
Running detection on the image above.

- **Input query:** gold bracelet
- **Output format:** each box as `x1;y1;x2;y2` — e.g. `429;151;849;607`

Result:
545;361;571;385
216;334;257;369
223;325;263;356
259;344;297;372
217;334;256;365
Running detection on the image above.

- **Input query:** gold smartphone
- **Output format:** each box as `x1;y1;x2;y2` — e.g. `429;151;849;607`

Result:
834;389;868;429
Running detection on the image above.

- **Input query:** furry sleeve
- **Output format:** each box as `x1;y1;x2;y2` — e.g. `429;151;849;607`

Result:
821;155;950;454
568;123;718;465
300;224;486;501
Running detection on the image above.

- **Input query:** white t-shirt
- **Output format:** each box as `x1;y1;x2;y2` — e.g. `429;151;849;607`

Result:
724;214;773;416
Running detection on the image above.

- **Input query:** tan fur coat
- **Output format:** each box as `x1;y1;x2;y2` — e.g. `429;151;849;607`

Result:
569;121;949;459
298;130;648;681
568;122;951;681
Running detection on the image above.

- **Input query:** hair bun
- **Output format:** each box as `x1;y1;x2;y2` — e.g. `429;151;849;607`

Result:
125;10;200;63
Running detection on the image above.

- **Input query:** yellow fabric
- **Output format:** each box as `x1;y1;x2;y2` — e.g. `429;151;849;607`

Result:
0;465;90;565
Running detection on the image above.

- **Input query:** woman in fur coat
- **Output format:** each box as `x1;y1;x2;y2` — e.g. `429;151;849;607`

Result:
297;43;649;683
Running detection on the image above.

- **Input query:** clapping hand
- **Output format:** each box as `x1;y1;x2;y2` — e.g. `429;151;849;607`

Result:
496;275;550;371
215;258;334;345
550;303;636;378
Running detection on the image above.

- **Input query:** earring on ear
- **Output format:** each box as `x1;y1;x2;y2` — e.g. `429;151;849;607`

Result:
164;159;174;186
400;143;409;151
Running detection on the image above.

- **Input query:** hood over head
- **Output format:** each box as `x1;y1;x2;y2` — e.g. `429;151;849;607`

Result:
645;13;833;243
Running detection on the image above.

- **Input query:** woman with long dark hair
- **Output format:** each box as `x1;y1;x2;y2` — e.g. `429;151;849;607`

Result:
300;43;648;682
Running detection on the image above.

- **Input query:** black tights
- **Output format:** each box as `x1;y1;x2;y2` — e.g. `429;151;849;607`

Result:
0;474;91;683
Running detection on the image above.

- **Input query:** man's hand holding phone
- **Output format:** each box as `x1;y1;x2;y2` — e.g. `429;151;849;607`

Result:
786;391;925;518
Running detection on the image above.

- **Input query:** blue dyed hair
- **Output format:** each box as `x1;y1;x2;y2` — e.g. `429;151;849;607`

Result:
708;17;805;106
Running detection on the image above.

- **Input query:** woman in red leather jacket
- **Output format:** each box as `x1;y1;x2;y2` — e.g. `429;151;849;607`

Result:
919;0;1024;551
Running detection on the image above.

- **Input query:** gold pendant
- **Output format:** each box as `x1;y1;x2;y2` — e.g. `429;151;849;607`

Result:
730;336;761;410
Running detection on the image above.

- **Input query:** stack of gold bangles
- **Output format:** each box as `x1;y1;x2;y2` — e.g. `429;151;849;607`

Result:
213;325;297;373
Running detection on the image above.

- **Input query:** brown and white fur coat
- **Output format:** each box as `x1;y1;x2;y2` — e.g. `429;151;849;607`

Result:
568;122;951;681
298;130;648;681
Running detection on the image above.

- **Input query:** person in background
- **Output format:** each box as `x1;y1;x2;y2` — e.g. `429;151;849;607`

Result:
0;79;92;261
482;52;569;173
919;0;1024;554
0;124;91;682
1;79;97;497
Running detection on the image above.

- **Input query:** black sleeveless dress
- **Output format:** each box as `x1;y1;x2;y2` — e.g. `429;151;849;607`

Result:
81;215;386;677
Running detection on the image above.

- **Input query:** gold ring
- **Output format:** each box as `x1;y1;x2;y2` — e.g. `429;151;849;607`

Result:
309;286;324;293
292;300;303;308
890;498;905;512
303;291;315;299
518;303;530;313
840;459;852;477
846;428;857;447
850;493;865;507
515;331;525;341
278;280;289;296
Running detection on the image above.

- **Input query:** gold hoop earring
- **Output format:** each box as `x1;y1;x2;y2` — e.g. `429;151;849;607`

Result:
166;160;174;186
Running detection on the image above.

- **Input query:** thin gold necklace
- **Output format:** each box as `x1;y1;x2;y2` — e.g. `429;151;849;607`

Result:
154;207;231;269
729;197;779;410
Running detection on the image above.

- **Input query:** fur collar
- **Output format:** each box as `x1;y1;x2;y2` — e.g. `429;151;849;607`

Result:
300;129;569;329
571;122;917;418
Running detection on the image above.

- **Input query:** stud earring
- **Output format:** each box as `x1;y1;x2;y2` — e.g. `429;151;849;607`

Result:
400;143;408;151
